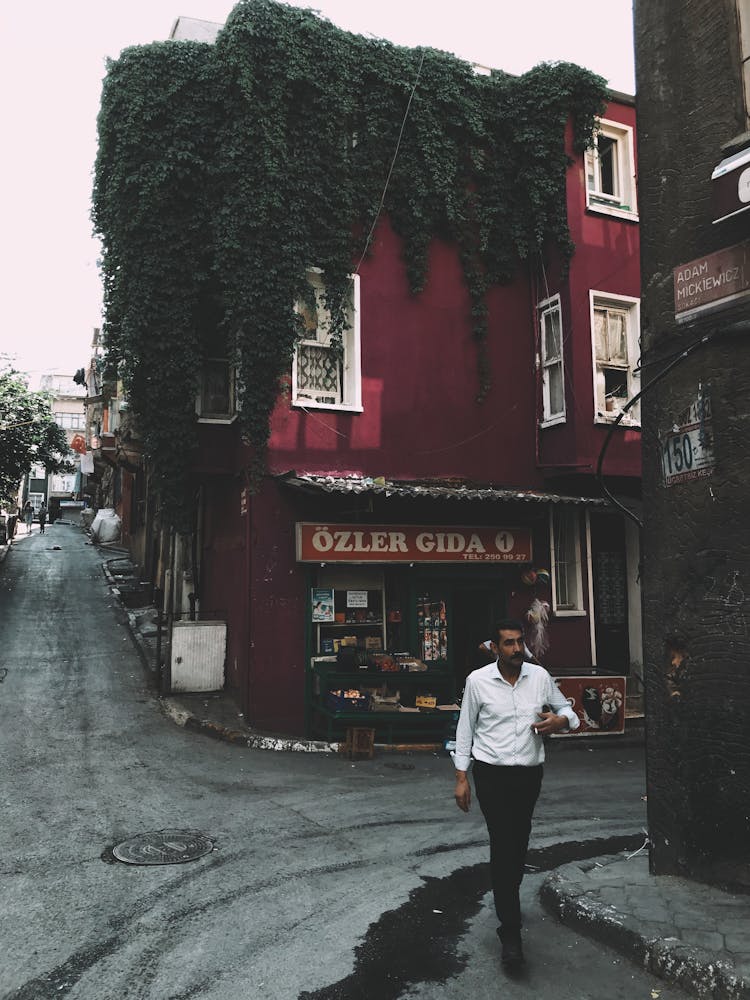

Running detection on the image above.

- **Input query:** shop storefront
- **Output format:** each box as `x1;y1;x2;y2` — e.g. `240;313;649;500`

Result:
223;475;636;741
298;520;552;744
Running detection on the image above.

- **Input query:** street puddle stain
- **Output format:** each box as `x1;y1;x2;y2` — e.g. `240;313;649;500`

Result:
298;834;643;1000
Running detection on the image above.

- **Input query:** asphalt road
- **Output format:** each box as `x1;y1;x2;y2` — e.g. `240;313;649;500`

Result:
0;522;690;1000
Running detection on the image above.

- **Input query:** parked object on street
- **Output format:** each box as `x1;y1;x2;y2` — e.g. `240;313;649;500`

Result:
90;507;121;543
170;621;226;692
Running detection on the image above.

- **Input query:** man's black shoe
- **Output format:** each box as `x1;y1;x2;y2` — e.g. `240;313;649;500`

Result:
497;928;524;968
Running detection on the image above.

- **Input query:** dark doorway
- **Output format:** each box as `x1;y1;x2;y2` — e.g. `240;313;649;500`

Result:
451;587;504;695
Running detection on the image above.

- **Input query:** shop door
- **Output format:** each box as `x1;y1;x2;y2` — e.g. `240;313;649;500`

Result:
451;587;504;694
590;513;630;672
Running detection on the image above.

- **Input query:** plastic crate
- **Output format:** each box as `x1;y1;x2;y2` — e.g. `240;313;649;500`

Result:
326;691;371;713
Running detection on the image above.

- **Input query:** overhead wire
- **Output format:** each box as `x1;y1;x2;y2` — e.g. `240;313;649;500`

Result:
354;49;426;276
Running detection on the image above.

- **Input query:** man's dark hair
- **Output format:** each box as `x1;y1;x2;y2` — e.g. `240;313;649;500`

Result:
494;618;525;637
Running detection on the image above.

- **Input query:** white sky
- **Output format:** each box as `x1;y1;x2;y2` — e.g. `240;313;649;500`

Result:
0;0;635;385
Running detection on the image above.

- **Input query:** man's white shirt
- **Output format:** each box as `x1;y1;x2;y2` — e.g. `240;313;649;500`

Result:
453;661;580;771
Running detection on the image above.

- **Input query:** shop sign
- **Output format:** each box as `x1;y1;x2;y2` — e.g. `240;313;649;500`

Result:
311;588;334;622
346;590;369;607
296;523;532;563
673;241;750;323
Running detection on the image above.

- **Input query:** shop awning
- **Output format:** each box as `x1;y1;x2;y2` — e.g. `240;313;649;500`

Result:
279;473;609;506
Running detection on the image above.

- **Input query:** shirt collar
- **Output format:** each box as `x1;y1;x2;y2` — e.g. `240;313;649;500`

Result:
492;659;531;683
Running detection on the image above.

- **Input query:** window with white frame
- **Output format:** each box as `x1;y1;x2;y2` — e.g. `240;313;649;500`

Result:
197;359;236;422
550;507;584;614
585;118;638;219
591;291;641;425
54;411;85;430
292;270;362;411
538;294;566;425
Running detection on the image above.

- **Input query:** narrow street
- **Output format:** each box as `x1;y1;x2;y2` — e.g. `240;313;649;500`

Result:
1;522;689;1000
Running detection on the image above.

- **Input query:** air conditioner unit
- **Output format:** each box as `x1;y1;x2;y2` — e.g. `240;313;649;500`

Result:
170;621;226;692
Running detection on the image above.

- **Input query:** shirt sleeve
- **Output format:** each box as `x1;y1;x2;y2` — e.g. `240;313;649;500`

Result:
546;674;580;730
453;675;479;770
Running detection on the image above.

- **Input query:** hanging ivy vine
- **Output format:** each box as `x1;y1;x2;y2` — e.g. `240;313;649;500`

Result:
93;0;606;530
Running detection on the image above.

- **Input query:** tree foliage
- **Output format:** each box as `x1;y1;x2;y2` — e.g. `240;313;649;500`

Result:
0;370;72;508
93;0;607;529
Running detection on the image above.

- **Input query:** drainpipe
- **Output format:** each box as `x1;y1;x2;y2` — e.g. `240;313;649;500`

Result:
162;527;176;693
243;478;252;721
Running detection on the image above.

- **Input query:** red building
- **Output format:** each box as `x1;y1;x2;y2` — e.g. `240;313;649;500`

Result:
187;94;641;740
95;9;642;742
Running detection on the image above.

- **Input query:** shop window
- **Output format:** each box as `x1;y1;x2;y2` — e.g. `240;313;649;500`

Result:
197;359;236;422
312;568;384;656
292;270;362;412
591;291;641;426
550;507;584;615
585;119;638;220
538;294;566;426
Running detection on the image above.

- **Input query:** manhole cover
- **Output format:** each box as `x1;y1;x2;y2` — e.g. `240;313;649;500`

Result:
112;829;214;866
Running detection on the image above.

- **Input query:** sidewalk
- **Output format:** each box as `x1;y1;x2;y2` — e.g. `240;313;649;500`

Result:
542;850;750;1000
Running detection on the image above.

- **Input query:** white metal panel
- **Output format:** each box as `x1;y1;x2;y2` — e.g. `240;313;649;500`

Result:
170;621;226;692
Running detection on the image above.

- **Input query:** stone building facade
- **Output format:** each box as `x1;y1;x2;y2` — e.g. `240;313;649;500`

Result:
635;0;750;886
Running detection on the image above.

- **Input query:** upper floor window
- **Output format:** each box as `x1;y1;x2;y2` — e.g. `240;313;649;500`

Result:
54;411;85;430
585;118;638;221
197;359;236;422
292;270;362;412
591;291;641;426
538;294;566;426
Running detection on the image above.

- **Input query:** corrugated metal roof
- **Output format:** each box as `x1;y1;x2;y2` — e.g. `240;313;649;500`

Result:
280;473;609;506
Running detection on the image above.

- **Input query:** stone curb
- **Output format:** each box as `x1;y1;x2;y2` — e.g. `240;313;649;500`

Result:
540;857;750;1000
101;555;341;754
159;698;338;753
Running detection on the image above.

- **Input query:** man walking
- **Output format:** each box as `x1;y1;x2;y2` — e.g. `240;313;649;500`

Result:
453;618;579;968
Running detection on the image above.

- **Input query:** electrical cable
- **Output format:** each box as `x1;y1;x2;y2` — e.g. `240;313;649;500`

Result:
354;49;426;276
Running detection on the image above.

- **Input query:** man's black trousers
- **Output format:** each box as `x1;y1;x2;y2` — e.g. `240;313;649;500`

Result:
472;761;543;933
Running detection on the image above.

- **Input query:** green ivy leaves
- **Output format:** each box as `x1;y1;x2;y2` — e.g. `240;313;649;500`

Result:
93;0;606;528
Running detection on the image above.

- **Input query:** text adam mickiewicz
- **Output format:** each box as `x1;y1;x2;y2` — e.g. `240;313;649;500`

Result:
673;241;749;314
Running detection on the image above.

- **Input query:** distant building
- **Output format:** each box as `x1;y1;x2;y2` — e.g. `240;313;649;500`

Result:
29;373;86;508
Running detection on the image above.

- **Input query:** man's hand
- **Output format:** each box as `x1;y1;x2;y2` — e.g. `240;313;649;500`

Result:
532;711;568;735
454;772;471;812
